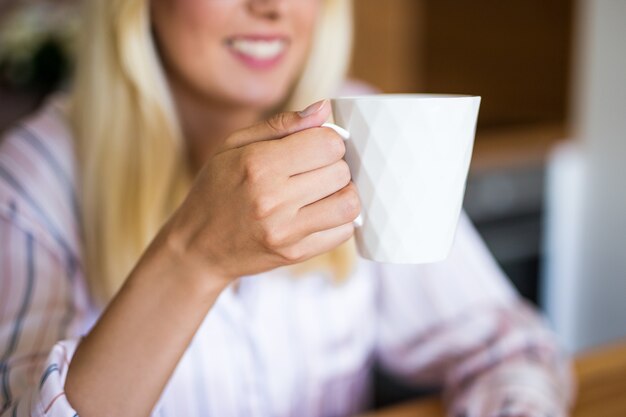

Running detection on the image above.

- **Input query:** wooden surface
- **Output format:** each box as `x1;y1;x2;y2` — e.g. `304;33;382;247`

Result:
360;340;626;417
471;122;570;173
573;341;626;417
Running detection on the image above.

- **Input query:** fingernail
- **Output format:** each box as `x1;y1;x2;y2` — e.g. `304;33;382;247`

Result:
298;99;326;118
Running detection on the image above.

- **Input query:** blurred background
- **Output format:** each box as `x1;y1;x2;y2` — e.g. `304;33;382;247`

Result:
351;0;574;303
349;0;626;358
1;0;625;383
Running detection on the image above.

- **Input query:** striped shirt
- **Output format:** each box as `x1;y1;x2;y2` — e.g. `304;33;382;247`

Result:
0;97;572;417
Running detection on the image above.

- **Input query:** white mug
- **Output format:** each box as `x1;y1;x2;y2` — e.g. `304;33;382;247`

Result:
324;94;481;264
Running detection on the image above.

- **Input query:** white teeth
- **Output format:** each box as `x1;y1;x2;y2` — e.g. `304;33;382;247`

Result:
230;39;286;60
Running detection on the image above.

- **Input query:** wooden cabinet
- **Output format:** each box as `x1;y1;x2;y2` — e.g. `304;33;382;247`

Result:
350;0;573;128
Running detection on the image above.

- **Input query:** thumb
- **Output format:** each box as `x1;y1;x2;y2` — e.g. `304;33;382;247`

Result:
221;99;331;150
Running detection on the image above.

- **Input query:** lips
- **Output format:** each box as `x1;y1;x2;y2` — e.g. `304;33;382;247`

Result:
225;35;289;70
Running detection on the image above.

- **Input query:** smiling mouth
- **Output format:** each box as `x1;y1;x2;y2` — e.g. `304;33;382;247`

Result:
225;36;289;68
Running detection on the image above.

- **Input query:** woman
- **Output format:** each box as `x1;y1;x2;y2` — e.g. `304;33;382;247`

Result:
0;0;572;416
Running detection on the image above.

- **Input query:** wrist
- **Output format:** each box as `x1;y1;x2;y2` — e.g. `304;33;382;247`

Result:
141;227;232;303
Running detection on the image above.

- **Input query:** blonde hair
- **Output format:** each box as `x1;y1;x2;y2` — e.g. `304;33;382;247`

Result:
72;0;356;303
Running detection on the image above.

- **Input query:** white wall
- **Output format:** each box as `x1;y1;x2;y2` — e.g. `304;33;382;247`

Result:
543;0;626;352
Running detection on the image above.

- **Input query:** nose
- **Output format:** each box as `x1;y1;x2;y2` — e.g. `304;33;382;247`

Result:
247;0;287;20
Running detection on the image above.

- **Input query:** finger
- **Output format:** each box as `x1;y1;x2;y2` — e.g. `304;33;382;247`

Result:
220;99;331;151
293;183;361;238
265;126;346;176
287;159;351;207
280;223;354;263
233;125;345;185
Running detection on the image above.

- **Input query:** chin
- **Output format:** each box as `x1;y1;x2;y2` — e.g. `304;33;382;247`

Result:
226;83;293;110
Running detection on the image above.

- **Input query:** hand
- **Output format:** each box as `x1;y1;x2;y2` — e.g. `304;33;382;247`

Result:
163;100;360;283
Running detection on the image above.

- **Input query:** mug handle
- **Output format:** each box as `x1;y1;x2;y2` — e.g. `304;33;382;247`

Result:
322;122;351;141
321;122;364;228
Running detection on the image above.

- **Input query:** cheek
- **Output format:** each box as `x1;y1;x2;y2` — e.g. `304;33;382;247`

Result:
152;1;230;79
294;3;321;52
153;0;227;31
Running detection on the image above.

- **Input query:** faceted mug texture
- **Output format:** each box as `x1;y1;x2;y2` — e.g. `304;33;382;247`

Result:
330;95;481;263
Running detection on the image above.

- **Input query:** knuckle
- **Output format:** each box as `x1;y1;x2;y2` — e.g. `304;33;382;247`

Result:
277;246;305;263
341;186;361;219
252;194;278;219
266;112;291;134
336;160;352;185
241;146;266;183
323;129;346;159
260;224;289;248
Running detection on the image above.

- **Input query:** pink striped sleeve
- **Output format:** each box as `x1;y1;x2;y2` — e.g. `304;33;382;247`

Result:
375;212;574;417
0;210;84;416
0;100;87;416
0;105;170;417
